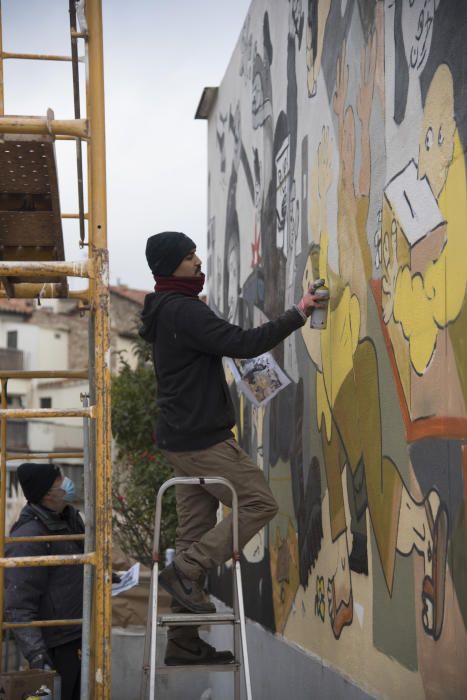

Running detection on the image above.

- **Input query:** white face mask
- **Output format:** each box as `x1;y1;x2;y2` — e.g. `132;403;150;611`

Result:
61;476;76;502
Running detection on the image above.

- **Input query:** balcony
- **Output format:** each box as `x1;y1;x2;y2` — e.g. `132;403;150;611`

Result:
0;347;24;370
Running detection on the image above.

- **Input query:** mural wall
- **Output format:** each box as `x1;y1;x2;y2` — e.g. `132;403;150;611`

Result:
206;1;467;697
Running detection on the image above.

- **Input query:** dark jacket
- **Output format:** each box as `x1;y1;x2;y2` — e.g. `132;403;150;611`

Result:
139;292;304;450
5;503;84;661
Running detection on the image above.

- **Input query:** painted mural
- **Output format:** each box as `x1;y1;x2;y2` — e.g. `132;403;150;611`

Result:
207;1;467;698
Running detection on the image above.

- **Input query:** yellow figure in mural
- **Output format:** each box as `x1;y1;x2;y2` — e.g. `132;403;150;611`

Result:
301;37;449;642
382;64;467;376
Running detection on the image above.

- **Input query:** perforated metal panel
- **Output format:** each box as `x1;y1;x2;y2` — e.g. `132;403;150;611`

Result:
0;133;66;292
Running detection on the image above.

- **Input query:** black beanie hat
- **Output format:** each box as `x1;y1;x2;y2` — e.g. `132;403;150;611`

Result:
17;463;60;504
145;231;196;277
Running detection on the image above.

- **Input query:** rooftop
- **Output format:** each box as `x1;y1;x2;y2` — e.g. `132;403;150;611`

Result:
110;285;149;306
0;299;33;316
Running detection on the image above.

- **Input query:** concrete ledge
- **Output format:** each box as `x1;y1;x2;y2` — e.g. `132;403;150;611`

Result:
204;599;377;700
111;601;377;699
112;625;213;700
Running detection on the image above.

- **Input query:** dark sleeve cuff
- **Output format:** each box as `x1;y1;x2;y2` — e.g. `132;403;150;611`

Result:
292;305;307;324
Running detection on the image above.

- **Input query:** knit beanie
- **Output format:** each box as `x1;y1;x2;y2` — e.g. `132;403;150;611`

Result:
145;231;196;277
17;463;60;504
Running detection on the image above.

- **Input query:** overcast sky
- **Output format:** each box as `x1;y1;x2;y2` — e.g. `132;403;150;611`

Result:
2;0;251;290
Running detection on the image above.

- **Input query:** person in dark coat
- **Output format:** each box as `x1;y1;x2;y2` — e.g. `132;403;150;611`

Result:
140;231;323;664
5;462;84;700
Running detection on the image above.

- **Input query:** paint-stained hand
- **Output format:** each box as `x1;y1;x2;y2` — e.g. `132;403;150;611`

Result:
296;281;328;317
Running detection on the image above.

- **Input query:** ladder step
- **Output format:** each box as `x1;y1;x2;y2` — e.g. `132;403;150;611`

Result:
157;612;235;626
0;407;93;419
0;260;90;279
0;369;88;380
155;662;240;674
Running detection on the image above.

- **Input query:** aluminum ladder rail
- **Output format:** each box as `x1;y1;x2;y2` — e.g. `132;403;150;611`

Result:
141;476;253;700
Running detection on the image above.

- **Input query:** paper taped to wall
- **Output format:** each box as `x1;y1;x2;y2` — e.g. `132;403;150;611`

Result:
226;353;291;407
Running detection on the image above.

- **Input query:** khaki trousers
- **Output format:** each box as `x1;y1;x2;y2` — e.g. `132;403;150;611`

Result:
161;438;278;581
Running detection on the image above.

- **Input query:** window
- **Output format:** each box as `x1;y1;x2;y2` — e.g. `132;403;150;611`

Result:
40;397;52;409
7;395;23;408
7;331;17;349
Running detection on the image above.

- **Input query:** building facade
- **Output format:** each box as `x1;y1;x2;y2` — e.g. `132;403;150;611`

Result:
0;287;147;524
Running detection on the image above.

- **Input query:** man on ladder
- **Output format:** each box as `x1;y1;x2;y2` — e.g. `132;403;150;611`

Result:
140;231;322;666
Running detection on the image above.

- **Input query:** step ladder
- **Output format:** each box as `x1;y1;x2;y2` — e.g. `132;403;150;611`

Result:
140;476;253;700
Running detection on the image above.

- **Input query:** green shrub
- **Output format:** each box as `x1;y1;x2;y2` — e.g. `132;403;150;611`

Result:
111;358;176;567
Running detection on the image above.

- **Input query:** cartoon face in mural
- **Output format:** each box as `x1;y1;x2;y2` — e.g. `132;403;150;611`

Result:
382;64;467;385
418;64;455;199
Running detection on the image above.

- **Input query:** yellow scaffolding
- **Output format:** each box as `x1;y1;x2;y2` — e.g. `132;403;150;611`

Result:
0;1;112;697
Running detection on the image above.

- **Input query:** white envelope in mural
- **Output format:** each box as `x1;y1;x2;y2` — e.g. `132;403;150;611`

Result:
226;353;291;408
384;159;445;247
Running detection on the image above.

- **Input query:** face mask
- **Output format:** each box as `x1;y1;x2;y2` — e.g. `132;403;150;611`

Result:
61;476;76;502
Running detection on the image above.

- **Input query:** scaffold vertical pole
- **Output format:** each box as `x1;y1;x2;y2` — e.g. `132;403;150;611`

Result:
0;379;8;664
0;0;4;116
86;1;112;697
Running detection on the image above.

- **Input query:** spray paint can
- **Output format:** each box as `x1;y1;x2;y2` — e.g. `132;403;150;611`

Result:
310;285;330;330
164;548;175;567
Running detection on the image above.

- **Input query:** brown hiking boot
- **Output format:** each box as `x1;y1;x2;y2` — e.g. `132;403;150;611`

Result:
158;562;216;614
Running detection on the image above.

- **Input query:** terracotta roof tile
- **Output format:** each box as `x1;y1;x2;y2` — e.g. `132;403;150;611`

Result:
0;298;34;315
110;286;149;306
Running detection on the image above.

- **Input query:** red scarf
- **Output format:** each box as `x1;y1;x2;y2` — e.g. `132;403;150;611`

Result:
154;273;205;297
